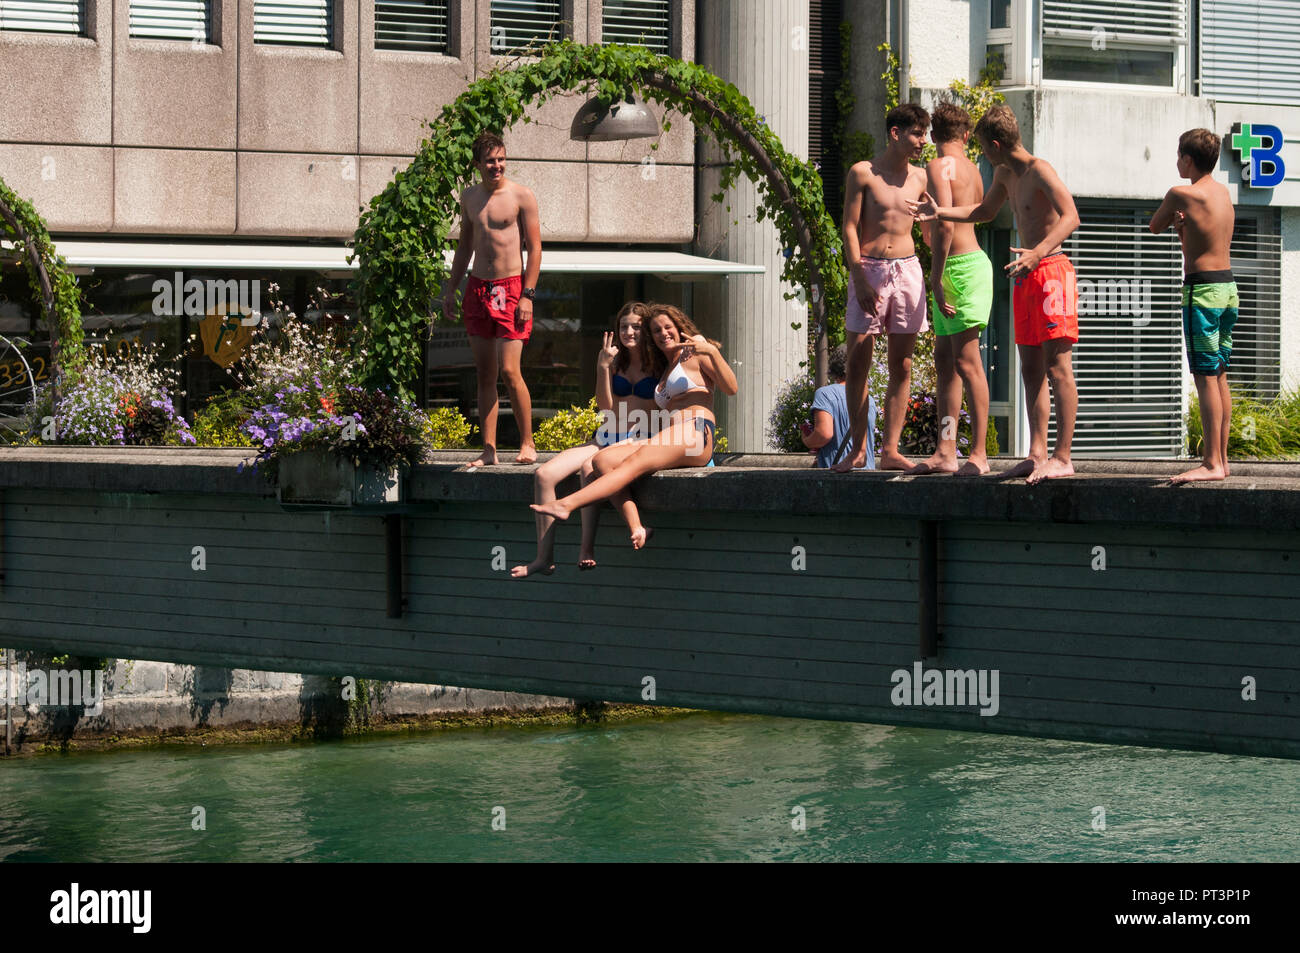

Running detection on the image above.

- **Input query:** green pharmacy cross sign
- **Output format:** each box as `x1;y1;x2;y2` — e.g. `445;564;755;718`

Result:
1230;122;1286;188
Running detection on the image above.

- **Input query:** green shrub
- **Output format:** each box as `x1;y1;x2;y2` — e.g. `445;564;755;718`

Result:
766;375;817;452
1187;386;1300;459
985;415;1000;457
191;391;255;448
422;406;475;449
534;398;604;452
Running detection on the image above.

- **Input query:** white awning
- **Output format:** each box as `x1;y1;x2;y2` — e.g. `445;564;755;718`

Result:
40;241;766;278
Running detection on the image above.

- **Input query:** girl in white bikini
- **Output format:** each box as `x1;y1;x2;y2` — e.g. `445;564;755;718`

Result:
530;304;737;544
511;302;657;577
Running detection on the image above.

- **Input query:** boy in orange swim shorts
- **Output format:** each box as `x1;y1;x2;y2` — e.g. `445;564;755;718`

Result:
911;105;1081;484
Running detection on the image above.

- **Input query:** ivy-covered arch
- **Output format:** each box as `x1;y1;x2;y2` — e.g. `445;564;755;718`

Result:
351;40;846;397
0;174;85;378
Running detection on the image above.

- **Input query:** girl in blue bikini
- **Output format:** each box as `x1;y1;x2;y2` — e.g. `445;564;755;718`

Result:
530;304;738;544
512;302;658;577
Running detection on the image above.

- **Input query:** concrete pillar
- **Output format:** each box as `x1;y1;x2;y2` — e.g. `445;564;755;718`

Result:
694;0;809;451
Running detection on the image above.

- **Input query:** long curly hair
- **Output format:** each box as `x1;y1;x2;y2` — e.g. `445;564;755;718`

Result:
611;301;651;376
640;303;721;378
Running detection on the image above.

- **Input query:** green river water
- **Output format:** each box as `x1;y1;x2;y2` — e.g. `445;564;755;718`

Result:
2;712;1297;862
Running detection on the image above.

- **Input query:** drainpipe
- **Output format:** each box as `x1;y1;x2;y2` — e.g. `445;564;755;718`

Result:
898;0;909;103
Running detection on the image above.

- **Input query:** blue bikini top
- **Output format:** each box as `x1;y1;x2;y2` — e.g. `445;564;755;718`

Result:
612;373;658;400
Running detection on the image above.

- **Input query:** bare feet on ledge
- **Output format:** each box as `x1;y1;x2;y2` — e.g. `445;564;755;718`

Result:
831;452;868;473
1170;464;1227;485
1027;457;1074;484
510;560;555;578
911;452;959;475
955;456;991;476
630;526;654;550
530;501;570;521
578;555;597;571
467;449;498;468
877;450;916;472
1001;457;1041;480
515;444;538;465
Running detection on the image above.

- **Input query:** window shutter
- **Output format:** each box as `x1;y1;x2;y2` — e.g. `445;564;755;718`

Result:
254;0;332;47
809;0;843;222
0;0;84;34
375;0;449;53
1226;210;1283;399
1043;0;1188;45
489;0;562;52
1202;0;1300;106
601;0;669;54
1058;204;1186;456
129;1;209;42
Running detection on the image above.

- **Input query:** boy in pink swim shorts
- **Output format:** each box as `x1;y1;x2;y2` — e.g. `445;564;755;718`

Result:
833;102;932;473
845;255;929;336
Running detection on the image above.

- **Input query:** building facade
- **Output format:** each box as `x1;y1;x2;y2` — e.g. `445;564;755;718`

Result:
2;1;1295;456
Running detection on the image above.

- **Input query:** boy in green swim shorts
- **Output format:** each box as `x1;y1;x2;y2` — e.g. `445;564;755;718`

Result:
916;103;992;475
1149;128;1237;484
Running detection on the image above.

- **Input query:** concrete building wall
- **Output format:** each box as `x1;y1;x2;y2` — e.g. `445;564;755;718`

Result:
3;657;572;741
1029;89;1214;200
906;0;974;91
0;0;695;243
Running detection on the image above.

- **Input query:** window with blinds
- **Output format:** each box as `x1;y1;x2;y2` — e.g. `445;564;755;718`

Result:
1201;0;1300;106
809;0;843;225
1043;0;1188;42
254;0;332;47
602;0;669;54
1225;209;1283;399
489;0;562;53
1058;203;1186;456
375;0;449;53
1042;0;1188;88
129;1;209;42
0;0;84;35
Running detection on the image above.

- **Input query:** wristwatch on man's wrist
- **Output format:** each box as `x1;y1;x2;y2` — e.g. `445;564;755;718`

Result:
521;287;536;300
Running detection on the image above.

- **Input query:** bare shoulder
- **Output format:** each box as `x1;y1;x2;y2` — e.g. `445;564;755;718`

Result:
511;180;538;203
908;164;928;186
846;160;875;184
1029;154;1065;187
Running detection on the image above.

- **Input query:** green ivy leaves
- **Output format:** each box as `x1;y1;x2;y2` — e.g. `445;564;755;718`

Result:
351;40;846;399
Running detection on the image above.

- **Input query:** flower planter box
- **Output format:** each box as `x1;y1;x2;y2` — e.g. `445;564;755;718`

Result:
277;449;403;507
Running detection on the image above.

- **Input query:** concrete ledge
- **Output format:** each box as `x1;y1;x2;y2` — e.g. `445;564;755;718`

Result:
1;447;1297;531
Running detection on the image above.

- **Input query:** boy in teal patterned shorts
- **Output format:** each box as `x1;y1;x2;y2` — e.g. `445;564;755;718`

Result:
1150;128;1237;483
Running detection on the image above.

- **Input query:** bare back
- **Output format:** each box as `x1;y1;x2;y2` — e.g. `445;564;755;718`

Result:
847;159;928;258
999;157;1072;256
461;179;531;279
927;150;984;256
1177;178;1235;273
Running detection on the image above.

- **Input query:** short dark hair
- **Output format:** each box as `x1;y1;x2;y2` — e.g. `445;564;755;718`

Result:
828;345;847;383
973;104;1021;149
930;102;973;145
472;131;505;163
886;103;930;136
1179;128;1220;174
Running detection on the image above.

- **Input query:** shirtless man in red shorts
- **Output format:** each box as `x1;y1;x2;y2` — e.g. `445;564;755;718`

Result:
443;131;543;466
911;105;1081;483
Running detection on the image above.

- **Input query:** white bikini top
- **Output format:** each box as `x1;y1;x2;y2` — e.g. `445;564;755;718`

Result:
655;360;709;409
